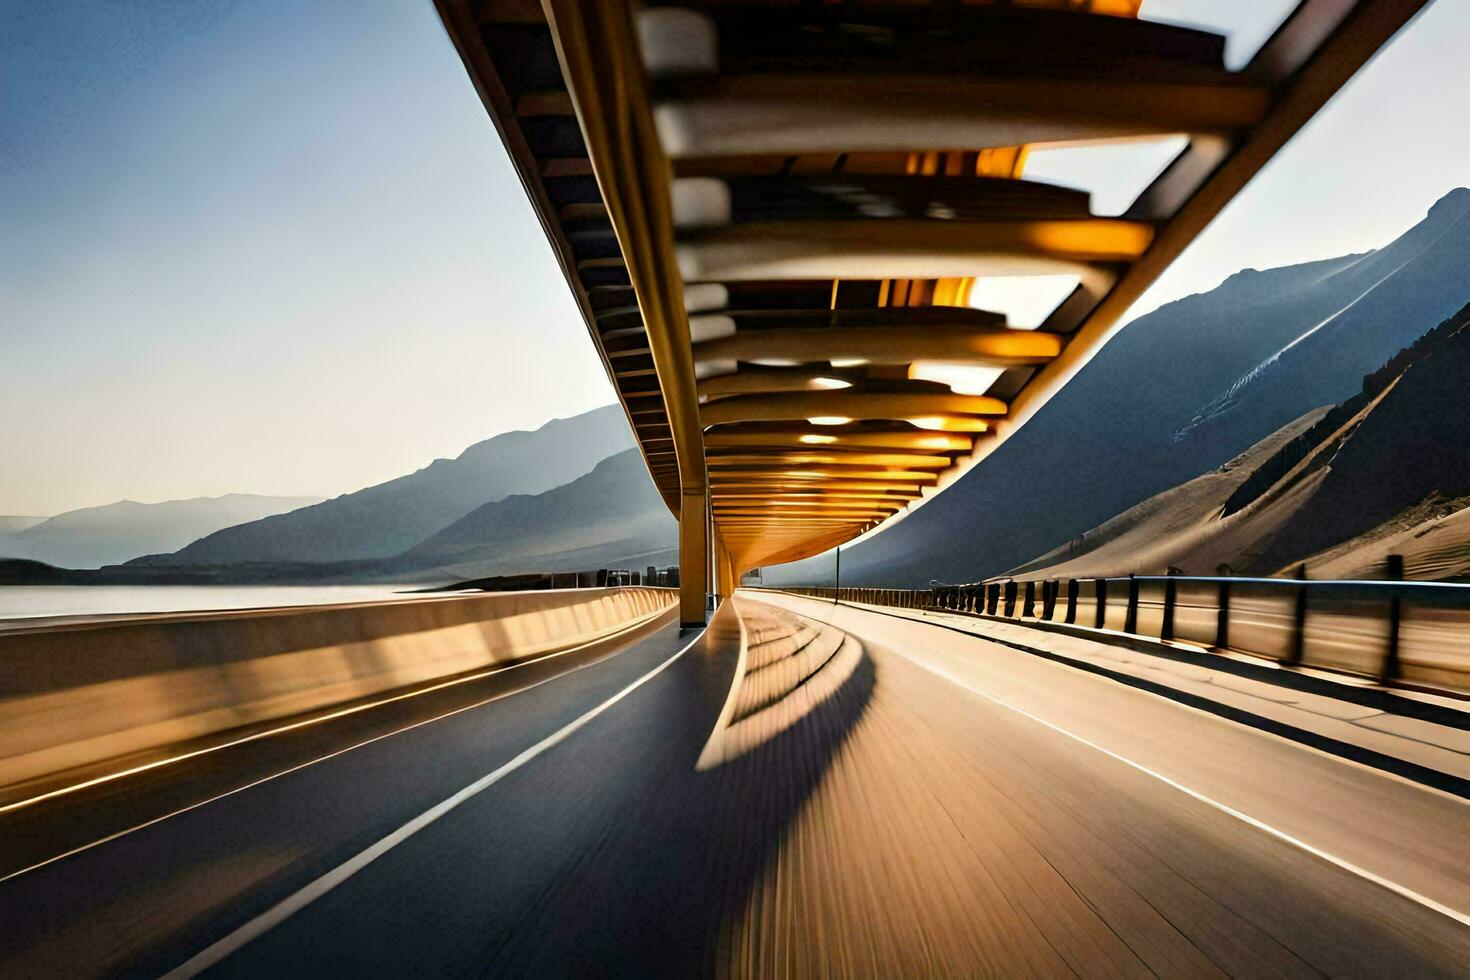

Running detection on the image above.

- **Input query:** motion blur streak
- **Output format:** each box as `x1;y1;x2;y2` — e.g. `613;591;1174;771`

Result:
3;595;1468;974
0;604;672;819
163;626;709;978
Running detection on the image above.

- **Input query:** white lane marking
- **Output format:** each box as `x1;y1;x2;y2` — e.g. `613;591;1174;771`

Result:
0;608;672;817
881;633;1470;930
163;627;708;978
0;613;675;885
758;595;1470;929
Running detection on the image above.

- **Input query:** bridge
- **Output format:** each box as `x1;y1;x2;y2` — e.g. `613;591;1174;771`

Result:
435;0;1431;625
4;1;1468;975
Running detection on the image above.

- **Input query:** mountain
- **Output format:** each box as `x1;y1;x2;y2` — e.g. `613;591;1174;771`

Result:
0;517;46;534
0;447;677;587
141;405;636;566
400;448;676;577
0;495;322;569
1008;300;1470;582
768;188;1470;587
1001;408;1331;581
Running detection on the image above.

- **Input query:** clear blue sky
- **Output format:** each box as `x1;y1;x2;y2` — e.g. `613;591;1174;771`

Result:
2;1;1465;515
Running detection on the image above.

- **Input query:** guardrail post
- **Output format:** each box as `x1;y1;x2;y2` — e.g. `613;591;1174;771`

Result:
1003;580;1017;617
1161;566;1179;642
1215;564;1231;650
1022;581;1036;618
1286;563;1308;666
1095;578;1107;629
1124;574;1139;634
1066;579;1078;624
1042;580;1055;620
1381;554;1404;685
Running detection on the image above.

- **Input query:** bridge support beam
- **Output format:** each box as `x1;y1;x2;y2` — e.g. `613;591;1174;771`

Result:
680;490;709;629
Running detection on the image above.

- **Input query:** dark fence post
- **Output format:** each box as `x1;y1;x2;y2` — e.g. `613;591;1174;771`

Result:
1095;578;1107;629
1215;564;1232;650
1066;579;1078;624
1382;554;1404;684
1042;580;1056;620
987;583;999;615
1124;574;1139;634
1161;567;1179;642
1286;563;1308;666
1023;581;1036;618
1003;580;1017;617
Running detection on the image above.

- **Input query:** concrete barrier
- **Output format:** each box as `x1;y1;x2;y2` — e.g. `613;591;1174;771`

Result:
0;587;675;795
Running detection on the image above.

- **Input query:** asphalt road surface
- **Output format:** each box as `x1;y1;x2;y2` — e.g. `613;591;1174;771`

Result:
2;594;1467;977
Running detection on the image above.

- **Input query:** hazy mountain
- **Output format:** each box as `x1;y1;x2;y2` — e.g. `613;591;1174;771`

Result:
1008;301;1470;582
0;495;322;569
2;446;675;587
400;448;676;576
0;516;46;534
770;188;1470;587
143;405;636;566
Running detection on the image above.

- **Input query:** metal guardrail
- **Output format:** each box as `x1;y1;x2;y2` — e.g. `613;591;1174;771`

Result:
773;567;1470;694
769;586;930;611
448;566;681;592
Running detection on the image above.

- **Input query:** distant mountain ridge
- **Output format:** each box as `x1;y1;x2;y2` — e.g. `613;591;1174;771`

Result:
0;494;323;569
23;445;676;586
768;188;1470;588
1175;187;1470;446
141;405;635;566
401;448;676;576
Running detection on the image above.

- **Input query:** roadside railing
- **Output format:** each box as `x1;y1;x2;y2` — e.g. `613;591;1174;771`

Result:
448;565;680;591
776;586;931;610
768;565;1470;694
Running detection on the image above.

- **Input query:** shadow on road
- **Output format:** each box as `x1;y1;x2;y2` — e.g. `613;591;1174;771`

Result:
481;600;877;977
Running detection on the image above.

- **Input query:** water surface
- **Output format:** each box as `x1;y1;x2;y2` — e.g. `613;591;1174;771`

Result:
0;584;441;624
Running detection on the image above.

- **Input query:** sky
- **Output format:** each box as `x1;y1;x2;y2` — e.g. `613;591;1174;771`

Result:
2;1;1466;516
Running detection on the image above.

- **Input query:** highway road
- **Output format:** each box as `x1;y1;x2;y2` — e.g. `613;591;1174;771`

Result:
2;594;1468;976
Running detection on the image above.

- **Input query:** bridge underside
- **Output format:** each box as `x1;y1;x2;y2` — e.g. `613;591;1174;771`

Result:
437;0;1427;624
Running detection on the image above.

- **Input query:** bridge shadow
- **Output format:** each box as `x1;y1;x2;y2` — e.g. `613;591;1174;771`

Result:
481;598;877;978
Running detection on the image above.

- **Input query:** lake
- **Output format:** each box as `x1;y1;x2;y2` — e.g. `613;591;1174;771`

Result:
0;584;450;625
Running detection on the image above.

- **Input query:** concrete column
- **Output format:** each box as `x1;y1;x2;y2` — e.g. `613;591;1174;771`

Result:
679;490;709;629
715;535;736;605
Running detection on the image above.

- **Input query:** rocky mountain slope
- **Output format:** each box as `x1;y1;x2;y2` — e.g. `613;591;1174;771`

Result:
1008;300;1470;581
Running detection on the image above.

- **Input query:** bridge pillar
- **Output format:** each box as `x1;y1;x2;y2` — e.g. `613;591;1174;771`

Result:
714;535;736;606
679;490;709;629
